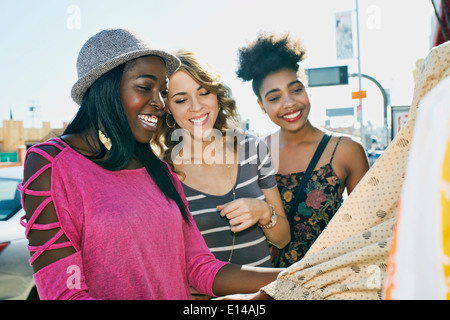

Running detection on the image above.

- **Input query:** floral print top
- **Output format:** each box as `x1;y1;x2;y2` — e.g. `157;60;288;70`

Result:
270;139;343;268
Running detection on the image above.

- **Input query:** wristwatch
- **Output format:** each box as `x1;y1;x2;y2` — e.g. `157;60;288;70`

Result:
258;204;278;229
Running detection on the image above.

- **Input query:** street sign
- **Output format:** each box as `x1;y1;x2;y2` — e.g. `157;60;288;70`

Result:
326;107;354;117
306;66;348;87
356;104;362;122
352;90;367;99
391;105;410;140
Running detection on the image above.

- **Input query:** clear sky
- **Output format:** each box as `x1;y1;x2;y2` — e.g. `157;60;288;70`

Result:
0;0;436;134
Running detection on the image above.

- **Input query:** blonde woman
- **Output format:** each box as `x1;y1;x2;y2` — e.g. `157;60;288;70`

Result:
20;29;283;300
153;50;290;270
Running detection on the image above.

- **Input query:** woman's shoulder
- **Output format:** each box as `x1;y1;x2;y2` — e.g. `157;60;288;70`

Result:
25;138;68;168
22;138;70;191
24;135;99;178
330;132;365;152
329;132;368;170
28;137;67;154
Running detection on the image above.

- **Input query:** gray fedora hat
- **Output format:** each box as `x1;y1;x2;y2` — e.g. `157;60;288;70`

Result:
71;28;181;105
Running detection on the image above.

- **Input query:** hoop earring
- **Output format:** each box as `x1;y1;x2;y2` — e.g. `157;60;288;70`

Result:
165;113;176;129
98;130;112;151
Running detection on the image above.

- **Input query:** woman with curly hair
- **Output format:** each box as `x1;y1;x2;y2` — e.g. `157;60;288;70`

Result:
236;32;369;268
153;49;290;278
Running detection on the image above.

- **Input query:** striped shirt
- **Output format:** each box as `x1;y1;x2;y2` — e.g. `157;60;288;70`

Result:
182;132;277;267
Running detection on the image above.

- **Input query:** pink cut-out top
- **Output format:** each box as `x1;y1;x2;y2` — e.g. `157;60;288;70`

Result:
18;138;227;300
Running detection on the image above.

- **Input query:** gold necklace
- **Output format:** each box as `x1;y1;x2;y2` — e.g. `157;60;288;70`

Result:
195;156;237;262
227;164;236;263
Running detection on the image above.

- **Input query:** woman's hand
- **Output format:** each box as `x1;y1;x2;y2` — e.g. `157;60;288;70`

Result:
213;290;273;300
217;190;291;249
217;198;271;232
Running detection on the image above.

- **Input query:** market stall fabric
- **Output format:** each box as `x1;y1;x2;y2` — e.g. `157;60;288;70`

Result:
261;40;450;300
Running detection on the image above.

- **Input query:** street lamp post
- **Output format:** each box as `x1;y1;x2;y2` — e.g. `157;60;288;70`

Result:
355;0;364;146
349;73;389;146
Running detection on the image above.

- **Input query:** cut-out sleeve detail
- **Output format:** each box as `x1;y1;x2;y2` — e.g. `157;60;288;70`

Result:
18;139;76;268
18;138;226;299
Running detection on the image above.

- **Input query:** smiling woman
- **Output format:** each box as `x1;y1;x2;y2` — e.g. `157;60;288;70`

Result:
18;28;225;299
153;50;291;300
18;28;284;300
119;55;168;143
236;31;370;268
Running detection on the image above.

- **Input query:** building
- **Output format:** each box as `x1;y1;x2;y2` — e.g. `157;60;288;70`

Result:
0;120;65;167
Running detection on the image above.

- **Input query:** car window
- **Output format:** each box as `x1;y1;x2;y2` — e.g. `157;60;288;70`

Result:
0;178;22;221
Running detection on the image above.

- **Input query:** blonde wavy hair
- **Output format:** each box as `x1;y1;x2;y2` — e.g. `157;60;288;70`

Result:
152;49;241;172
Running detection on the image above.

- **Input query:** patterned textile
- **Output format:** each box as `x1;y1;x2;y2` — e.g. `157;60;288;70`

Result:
270;139;343;268
261;40;450;300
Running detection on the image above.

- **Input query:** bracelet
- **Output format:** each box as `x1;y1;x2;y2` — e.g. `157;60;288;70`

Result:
258;204;278;229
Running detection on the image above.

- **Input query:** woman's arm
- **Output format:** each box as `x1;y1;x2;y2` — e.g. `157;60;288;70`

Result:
339;137;370;195
23;149;77;272
212;264;282;297
260;187;290;248
21;144;94;299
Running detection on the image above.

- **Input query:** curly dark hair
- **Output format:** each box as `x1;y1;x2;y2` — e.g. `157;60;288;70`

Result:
236;31;307;100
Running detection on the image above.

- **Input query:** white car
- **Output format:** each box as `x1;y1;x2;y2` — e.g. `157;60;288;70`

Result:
0;166;37;300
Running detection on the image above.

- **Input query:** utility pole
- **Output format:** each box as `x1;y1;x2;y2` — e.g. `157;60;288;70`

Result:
355;0;365;147
349;73;389;147
29;100;39;128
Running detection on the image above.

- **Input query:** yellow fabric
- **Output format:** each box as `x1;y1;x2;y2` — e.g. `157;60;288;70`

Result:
383;76;450;299
442;141;450;300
